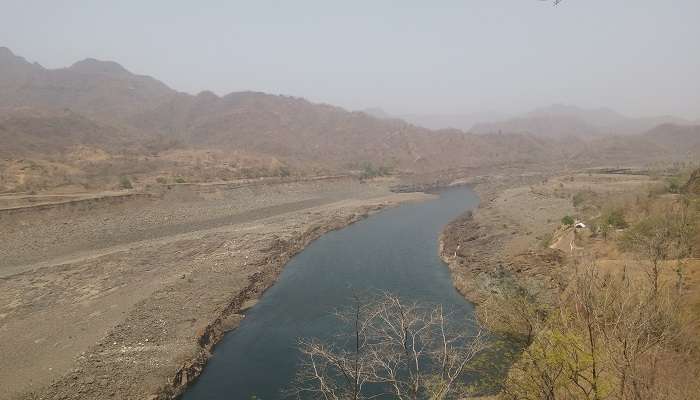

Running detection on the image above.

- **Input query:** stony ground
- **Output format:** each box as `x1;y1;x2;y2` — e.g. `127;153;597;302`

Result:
0;176;391;274
0;176;429;400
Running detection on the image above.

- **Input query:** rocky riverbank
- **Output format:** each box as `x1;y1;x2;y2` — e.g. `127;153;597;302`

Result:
438;171;666;309
439;173;573;306
0;177;430;400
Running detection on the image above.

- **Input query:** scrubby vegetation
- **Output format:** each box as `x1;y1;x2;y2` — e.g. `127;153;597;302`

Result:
540;232;554;248
607;208;628;229
572;192;586;207
359;161;391;179
485;265;698;400
480;171;700;400
276;165;291;177
119;175;133;189
561;215;575;226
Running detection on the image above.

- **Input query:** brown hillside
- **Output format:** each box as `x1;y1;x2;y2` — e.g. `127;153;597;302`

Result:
643;123;700;158
684;169;700;195
0;47;175;123
1;46;697;192
0;107;130;157
0;47;564;176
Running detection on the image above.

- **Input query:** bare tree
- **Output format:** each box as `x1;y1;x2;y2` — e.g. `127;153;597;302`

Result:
670;196;698;291
478;280;551;346
620;214;674;294
621;197;699;295
495;264;696;400
291;293;487;400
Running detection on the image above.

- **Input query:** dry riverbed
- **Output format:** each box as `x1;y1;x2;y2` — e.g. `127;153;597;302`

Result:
0;177;430;400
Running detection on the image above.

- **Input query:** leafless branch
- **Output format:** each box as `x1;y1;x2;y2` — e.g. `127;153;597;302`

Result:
292;292;487;400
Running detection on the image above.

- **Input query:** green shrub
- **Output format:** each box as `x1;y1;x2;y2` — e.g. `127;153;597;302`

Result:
599;222;611;240
539;232;554;248
360;162;378;179
561;215;575;226
667;178;681;194
588;221;599;237
277;166;291;177
572;192;586;207
174;177;186;184
606;208;628;229
359;162;392;179
119;176;133;189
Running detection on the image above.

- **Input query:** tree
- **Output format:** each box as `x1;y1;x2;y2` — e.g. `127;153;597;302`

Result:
621;214;674;293
292;293;487;400
606;209;628;229
671;196;698;269
625;216;671;293
493;264;695;400
479;281;550;347
359;162;390;180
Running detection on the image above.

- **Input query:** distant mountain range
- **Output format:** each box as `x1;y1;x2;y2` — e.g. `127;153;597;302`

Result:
1;46;699;192
399;104;696;140
0;47;559;170
398;111;509;132
367;104;698;142
470;104;695;139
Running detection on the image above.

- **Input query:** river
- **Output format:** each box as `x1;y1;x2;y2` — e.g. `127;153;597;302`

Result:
183;186;480;399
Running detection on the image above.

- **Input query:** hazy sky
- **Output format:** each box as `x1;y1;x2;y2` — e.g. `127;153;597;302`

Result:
2;1;699;118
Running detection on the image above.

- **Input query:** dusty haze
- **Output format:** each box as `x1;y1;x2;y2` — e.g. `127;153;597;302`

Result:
2;0;699;120
2;3;700;400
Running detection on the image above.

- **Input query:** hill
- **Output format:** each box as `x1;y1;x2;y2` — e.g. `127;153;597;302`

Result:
0;107;132;157
0;47;569;192
1;47;697;193
399;111;507;131
470;104;692;139
0;47;174;122
643;123;700;158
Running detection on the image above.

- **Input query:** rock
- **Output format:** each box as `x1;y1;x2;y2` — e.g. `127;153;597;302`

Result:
220;314;244;331
239;299;258;312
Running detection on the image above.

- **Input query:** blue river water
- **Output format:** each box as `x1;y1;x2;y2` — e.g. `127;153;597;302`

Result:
183;186;480;400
